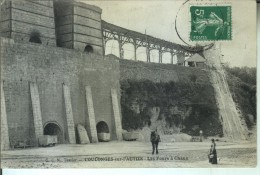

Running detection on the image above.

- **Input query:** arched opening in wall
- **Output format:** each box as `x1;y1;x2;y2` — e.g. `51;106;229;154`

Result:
105;40;119;57
84;45;94;53
44;122;63;144
136;47;147;62
173;54;178;64
29;32;42;44
96;121;110;142
150;50;159;63
122;43;134;60
162;52;172;64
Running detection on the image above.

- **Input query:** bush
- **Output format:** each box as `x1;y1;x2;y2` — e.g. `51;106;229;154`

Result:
120;79;222;136
224;66;256;129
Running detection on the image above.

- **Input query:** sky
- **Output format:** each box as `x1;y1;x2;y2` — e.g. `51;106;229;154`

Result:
82;0;257;67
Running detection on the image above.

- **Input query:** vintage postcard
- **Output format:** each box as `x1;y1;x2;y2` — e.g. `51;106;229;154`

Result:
0;0;257;170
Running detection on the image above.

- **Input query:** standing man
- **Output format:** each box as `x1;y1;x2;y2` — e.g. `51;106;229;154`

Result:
150;130;161;154
200;130;203;142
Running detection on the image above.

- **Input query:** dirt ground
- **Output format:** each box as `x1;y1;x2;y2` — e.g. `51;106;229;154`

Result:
1;140;256;168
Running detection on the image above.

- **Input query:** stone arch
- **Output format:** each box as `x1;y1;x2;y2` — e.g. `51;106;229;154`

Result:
162;52;172;64
96;121;110;142
136;46;147;62
105;40;119;57
43;122;63;144
122;43;135;60
84;45;94;53
96;121;109;133
150;49;159;63
29;32;42;44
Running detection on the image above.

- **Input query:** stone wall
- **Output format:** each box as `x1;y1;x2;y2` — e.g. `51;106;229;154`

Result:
1;37;120;146
119;59;211;84
54;1;103;55
118;58;221;137
0;0;56;46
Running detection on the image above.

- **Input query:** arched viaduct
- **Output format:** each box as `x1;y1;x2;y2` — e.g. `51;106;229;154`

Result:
102;21;193;64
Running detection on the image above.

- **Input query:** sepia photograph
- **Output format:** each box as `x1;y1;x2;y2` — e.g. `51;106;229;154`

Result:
0;0;257;171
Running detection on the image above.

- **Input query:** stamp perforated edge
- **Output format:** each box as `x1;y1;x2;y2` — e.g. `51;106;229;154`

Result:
188;2;233;42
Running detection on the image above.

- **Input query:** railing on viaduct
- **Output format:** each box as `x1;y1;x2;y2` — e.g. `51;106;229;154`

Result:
102;20;193;64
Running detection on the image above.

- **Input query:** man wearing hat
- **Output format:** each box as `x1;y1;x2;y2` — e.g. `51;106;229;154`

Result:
150;129;161;154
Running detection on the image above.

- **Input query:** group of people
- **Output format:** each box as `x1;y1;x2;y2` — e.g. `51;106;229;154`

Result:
150;130;218;164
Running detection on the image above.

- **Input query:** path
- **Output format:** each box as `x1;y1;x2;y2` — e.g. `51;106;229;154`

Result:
1;141;256;168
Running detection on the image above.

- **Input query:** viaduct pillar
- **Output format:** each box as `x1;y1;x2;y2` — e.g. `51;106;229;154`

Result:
118;36;124;59
133;40;137;61
103;37;107;56
177;52;185;65
159;49;163;63
146;44;150;62
170;52;174;64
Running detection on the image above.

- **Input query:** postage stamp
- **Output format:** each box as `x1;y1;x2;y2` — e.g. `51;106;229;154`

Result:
190;5;232;41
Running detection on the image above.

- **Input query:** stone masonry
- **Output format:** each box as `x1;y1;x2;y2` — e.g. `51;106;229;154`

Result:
1;81;10;150
0;0;121;148
30;82;44;143
85;86;98;143
111;88;123;141
54;0;103;55
63;84;76;144
0;0;56;46
0;0;247;150
0;34;120;147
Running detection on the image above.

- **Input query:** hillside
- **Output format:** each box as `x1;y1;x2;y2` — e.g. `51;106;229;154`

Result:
224;66;256;129
117;56;256;140
120;79;222;137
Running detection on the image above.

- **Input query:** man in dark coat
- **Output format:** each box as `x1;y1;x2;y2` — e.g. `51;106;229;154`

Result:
150;130;161;154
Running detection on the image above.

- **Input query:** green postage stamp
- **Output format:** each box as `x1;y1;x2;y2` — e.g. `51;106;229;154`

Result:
190;5;232;41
